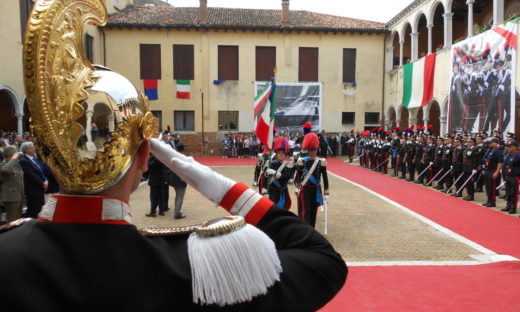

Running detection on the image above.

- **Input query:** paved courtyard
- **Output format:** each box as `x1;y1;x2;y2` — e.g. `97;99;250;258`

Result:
130;165;486;263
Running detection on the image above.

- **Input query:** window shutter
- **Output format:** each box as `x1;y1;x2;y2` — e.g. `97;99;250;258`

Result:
256;47;276;81
173;45;194;80
140;44;161;80
218;46;239;80
299;47;319;82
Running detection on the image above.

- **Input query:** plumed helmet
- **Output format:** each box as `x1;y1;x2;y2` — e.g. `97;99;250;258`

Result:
273;137;289;153
23;0;158;194
302;133;319;150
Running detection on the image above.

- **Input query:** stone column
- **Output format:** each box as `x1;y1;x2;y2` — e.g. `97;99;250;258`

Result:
427;24;433;54
409;116;418;128
399;40;404;66
411;32;419;61
493;0;504;26
387;45;395;70
16;113;23;135
467;0;475;38
440;116;448;136
443;12;454;48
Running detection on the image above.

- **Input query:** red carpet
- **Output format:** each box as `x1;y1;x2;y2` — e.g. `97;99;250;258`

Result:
194;156;520;311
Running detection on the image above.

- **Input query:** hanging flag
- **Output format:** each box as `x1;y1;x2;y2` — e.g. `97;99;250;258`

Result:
253;81;275;150
143;79;158;100
176;80;190;99
402;52;436;109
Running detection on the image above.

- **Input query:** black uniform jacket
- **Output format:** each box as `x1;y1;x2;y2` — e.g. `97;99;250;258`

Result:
0;205;347;311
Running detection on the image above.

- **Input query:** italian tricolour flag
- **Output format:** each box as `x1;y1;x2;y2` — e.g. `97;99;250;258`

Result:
176;80;190;99
253;82;275;149
403;53;436;108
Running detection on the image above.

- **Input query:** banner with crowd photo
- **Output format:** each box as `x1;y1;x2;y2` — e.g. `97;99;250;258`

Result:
254;82;322;134
448;20;517;135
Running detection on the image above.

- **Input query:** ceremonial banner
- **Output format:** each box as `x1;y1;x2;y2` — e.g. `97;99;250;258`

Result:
176;80;190;99
143;79;158;100
253;82;275;149
448;20;517;135
403;53;436;109
255;82;322;133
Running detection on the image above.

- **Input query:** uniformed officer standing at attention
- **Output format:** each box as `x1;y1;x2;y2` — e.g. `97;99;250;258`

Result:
501;142;519;214
414;136;426;183
295;133;330;228
0;1;347;310
404;136;417;181
431;137;444;187
438;137;454;192
265;137;294;210
482;138;504;207
451;138;464;197
462;139;477;201
474;136;487;192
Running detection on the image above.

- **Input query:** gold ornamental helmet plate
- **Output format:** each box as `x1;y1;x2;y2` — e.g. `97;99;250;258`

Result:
23;0;159;193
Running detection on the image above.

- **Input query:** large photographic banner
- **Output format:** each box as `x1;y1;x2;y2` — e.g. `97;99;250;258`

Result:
254;82;323;133
448;21;517;135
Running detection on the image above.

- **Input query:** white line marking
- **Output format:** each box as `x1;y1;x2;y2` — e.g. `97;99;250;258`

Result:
347;261;484;267
328;172;501;257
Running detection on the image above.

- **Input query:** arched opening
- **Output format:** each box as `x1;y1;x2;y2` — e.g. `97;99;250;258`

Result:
451;0;468;42
0;89;17;131
402;23;412;64
473;1;494;33
23;99;30;133
417;107;424;127
416;13;428;58
391;32;400;68
399;108;409;129
431;1;445;51
429;101;441;135
388;106;397;128
505;0;520;22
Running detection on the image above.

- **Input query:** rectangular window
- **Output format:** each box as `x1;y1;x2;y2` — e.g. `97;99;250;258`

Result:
174;110;195;132
365;112;380;125
342;112;355;125
218;46;239;80
151;110;163;131
255;47;276;81
218;111;239;131
343;48;357;83
85;34;94;63
140;44;161;79
298;47;318;82
19;0;34;41
173;44;194;80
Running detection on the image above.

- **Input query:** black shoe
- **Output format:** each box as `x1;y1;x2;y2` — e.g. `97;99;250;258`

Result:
509;210;517;214
435;186;443;190
452;193;462;198
174;213;186;219
406;178;413;182
399;176;406;179
158;211;165;216
463;196;474;201
487;204;496;208
501;207;511;212
145;212;157;217
482;202;490;207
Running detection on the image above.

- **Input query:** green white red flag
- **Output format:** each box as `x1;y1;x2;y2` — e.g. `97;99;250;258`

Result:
176;80;190;99
403;52;436;109
253;82;275;149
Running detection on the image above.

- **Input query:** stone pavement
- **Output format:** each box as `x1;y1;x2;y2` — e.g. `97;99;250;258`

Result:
130;165;485;263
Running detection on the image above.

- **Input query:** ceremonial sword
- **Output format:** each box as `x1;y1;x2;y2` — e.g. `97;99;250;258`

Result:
374;157;390;170
426;168;444;186
456;170;477;195
446;171;466;193
437;167;453;185
415;162;433;181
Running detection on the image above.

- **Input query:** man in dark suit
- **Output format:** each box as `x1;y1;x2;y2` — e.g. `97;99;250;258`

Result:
19;142;47;218
145;155;169;217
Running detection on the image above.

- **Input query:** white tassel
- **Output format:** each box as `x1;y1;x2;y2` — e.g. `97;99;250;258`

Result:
188;222;282;307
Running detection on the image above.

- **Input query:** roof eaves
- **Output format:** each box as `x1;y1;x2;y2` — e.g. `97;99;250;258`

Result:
385;0;428;28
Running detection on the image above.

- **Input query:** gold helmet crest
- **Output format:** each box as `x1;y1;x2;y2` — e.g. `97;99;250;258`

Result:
23;0;159;193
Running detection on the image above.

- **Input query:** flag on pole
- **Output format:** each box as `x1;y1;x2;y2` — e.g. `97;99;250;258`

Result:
143;79;158;100
176;80;190;99
254;81;275;150
402;52;436;109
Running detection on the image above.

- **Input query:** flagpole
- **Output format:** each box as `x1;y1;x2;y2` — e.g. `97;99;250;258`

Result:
266;68;277;195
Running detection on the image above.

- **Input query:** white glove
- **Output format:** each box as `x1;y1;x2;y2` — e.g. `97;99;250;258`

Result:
266;169;276;176
150;138;234;205
429;162;433;165
323;195;329;203
288;179;294;185
252;181;258;187
472;169;477;174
